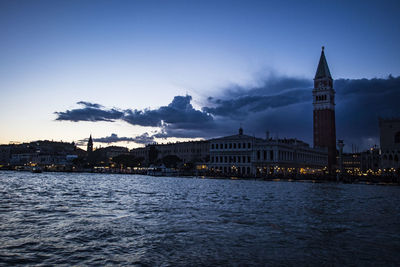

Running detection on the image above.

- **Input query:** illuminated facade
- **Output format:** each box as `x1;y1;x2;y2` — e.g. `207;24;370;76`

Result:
209;128;328;176
209;128;257;175
379;118;400;170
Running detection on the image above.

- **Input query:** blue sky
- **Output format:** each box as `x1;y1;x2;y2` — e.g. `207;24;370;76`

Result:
1;0;399;150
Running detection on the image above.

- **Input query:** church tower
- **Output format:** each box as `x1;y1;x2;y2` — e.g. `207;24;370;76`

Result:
313;47;336;172
87;134;93;154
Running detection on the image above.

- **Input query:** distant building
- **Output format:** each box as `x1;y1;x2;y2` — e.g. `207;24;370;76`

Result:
102;146;129;159
209;128;328;176
379;118;400;170
313;47;336;172
130;147;148;160
360;146;380;173
5;140;77;166
342;153;362;175
0;145;11;164
209;128;257;175
130;140;209;165
86;145;129;166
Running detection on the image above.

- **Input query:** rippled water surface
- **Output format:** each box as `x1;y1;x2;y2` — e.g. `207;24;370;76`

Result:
0;171;399;266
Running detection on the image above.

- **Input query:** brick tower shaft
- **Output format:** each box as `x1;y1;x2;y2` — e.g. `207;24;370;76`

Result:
313;47;337;172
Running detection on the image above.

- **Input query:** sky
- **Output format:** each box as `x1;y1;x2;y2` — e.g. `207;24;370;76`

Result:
1;0;399;151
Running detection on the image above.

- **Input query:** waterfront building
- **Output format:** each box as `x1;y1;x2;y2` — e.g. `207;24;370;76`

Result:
209;127;259;175
253;138;328;176
342;153;362;175
379;118;400;171
209;128;328;176
130;140;209;166
129;147;148;160
360;146;380;173
101;146;129;160
313;47;337;172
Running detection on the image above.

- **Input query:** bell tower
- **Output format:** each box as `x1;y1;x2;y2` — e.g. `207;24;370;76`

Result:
87;134;93;154
313;46;336;172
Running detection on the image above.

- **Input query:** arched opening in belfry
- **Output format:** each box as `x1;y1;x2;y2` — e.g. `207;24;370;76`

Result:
394;154;399;162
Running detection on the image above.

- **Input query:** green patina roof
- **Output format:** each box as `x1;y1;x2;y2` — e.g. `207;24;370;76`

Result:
314;47;332;79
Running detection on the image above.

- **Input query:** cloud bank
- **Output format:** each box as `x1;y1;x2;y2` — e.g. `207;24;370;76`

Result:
55;75;400;150
79;133;155;145
55;101;124;122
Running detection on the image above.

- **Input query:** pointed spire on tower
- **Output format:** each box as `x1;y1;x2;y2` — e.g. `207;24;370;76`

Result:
87;134;93;153
314;46;332;79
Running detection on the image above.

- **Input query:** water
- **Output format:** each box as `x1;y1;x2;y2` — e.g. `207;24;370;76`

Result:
0;171;399;266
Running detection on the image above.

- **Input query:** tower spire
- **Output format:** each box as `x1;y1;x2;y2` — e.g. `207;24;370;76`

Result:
314;46;332;80
87;134;93;153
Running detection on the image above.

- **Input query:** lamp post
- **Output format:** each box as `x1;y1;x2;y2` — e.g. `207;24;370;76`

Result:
337;140;345;181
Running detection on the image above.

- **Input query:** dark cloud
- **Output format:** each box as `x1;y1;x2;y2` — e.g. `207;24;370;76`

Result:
123;95;214;129
76;101;103;109
55;102;123;122
217;75;311;97
204;89;310;119
80;133;155;145
56;96;214;129
131;133;156;145
335;76;400;149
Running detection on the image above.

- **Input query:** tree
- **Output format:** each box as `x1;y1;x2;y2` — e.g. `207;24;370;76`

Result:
162;155;182;168
112;154;143;168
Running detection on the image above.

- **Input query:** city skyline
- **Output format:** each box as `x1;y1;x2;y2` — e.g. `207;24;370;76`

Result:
1;0;400;151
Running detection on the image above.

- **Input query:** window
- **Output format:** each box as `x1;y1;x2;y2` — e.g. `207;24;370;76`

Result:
211;144;214;149
233;143;237;149
270;151;274;160
216;144;219;149
225;144;228;149
263;150;267;160
238;143;241;149
257;151;260;160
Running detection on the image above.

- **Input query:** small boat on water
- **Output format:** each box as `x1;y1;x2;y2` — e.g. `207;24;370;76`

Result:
31;166;42;173
147;164;178;176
